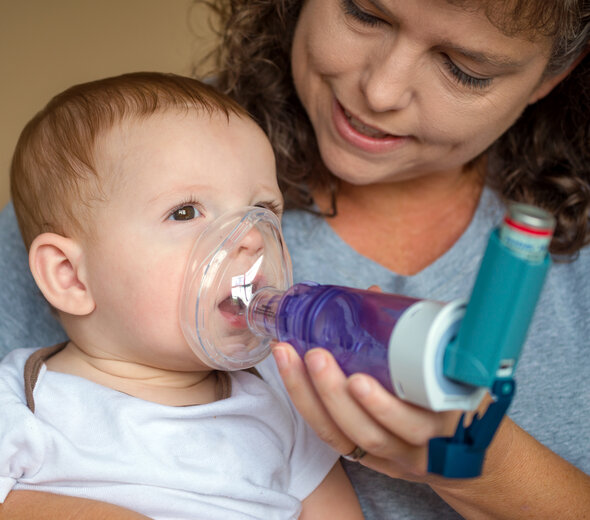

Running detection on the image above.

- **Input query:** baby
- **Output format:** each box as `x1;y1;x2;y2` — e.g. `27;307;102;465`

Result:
1;72;362;519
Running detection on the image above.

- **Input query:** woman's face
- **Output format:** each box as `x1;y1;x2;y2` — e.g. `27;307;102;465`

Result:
291;0;555;186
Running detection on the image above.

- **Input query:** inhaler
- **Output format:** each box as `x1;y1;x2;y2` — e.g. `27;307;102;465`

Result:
179;204;554;477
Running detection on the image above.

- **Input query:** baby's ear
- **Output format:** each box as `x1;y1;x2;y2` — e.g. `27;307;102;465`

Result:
29;233;95;316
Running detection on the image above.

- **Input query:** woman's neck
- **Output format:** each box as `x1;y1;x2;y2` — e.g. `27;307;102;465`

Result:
314;166;484;275
45;342;219;406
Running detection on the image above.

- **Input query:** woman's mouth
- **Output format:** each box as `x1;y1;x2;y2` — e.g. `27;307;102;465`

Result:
333;99;408;153
343;108;392;138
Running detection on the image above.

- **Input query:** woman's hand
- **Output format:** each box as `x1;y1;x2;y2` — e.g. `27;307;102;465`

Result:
271;342;590;519
271;342;461;482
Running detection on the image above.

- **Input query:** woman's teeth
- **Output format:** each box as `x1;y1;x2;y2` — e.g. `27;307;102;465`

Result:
345;110;390;138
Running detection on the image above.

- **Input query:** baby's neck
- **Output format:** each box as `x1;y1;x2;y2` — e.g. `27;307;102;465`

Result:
44;342;220;406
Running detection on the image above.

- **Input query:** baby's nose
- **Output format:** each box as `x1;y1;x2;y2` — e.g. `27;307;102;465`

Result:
238;227;264;256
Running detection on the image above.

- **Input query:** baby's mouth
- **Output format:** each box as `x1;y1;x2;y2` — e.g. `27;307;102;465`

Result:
218;294;249;329
217;276;263;328
218;295;247;316
343;108;392;139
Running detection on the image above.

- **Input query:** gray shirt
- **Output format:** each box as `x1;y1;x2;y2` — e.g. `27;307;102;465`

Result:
281;188;590;519
0;203;68;353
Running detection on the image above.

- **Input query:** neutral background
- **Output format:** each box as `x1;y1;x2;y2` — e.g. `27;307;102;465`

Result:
0;0;217;210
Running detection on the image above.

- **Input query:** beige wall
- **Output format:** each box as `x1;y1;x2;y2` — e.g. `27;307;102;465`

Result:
0;0;217;209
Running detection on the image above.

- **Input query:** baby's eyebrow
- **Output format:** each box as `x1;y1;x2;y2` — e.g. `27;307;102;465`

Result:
147;184;209;205
256;200;284;216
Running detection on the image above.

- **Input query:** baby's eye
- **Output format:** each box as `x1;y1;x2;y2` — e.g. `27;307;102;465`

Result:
168;205;202;221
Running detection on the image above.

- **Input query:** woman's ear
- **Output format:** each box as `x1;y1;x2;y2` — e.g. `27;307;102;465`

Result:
29;233;95;316
528;49;588;105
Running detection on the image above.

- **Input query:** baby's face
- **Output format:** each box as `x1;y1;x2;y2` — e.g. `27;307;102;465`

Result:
78;109;282;371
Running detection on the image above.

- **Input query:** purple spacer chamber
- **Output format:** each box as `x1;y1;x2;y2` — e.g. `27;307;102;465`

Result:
248;282;422;393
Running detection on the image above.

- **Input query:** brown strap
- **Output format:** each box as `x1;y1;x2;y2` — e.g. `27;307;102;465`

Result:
23;343;68;413
22;343;262;408
215;371;231;400
215;367;262;400
245;366;262;380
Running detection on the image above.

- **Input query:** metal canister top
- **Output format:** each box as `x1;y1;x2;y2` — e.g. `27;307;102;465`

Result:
499;203;555;262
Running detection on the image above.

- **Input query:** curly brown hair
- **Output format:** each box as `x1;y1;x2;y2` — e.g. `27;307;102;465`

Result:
194;0;590;256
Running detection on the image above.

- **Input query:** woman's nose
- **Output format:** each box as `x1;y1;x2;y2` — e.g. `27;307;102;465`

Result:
360;39;416;112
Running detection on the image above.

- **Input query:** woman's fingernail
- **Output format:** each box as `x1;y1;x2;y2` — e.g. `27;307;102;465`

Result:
306;350;326;374
349;375;372;397
272;347;288;371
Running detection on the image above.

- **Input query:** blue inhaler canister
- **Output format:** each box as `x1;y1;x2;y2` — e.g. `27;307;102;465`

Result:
428;202;555;477
443;203;555;387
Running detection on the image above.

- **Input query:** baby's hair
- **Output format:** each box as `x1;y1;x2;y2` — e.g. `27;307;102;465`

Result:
10;72;249;248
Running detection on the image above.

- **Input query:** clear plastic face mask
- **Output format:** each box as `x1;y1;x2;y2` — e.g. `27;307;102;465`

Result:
180;207;292;370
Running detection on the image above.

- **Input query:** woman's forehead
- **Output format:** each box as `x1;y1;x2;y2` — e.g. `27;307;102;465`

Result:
446;0;571;39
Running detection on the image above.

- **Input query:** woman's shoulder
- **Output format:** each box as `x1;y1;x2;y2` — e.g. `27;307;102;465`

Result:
547;244;590;308
0;203;25;258
0;203;68;358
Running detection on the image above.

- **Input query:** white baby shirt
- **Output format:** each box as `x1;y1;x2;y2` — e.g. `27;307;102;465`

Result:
0;347;339;519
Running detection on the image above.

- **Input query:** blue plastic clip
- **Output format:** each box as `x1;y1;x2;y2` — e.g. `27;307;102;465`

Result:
427;379;515;478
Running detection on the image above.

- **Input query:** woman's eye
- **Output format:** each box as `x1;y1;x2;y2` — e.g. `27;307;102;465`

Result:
443;58;493;90
168;205;201;221
341;0;384;27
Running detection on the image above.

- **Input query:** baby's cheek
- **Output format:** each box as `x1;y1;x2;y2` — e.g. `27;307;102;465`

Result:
111;257;184;330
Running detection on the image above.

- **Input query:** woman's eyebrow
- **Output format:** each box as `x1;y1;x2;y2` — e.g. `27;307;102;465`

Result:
440;40;525;68
365;0;525;69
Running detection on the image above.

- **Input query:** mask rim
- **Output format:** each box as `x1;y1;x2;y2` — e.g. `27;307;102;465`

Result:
179;206;292;370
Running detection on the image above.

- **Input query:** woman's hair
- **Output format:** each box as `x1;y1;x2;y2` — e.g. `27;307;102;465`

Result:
195;0;590;256
10;72;248;249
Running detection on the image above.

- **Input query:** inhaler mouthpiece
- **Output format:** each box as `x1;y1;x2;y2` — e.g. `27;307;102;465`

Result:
180;207;292;370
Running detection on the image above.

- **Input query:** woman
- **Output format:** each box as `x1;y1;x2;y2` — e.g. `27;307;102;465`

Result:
199;0;590;518
0;0;588;518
